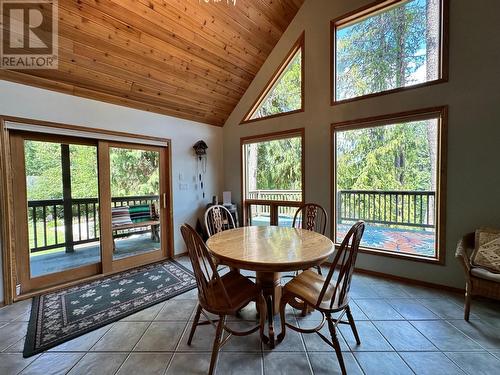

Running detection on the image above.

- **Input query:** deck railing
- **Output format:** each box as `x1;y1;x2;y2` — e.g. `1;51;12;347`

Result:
246;189;435;229
247;189;302;218
337;190;435;229
28;195;159;253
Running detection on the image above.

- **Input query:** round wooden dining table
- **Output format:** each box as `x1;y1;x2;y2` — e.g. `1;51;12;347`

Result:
206;225;335;348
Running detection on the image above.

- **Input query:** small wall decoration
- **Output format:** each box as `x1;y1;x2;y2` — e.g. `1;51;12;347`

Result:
193;140;208;199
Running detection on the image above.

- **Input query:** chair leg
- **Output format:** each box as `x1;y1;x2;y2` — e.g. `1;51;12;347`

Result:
277;294;290;343
208;315;225;375
464;282;472;321
346;305;360;345
188;304;202;345
326;314;347;375
315;265;323;275
300;300;308;317
257;293;267;342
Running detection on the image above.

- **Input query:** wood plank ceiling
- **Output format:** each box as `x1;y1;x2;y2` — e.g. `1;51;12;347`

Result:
0;0;304;126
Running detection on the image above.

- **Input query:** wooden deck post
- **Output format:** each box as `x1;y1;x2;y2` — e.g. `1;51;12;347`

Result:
61;144;74;253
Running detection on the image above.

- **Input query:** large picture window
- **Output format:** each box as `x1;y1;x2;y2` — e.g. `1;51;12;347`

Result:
242;129;304;226
332;0;448;103
332;108;446;262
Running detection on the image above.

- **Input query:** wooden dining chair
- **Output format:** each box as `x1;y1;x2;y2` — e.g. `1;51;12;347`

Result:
292;203;328;274
180;224;267;375
204;205;236;237
277;221;365;375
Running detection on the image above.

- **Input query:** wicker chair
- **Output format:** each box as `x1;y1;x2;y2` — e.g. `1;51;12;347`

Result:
180;224;266;375
292;203;328;275
455;232;500;321
278;221;365;375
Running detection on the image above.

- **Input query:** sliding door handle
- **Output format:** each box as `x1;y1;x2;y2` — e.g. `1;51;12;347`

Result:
162;193;167;209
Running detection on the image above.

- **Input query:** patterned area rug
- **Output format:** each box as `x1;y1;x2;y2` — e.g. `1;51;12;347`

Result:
24;260;196;357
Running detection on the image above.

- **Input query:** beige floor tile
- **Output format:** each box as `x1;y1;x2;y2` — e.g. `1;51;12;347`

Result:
48;325;113;352
155;300;197;321
2;337;25;353
216;353;262;375
91;322;149;352
116;353;172;375
0;300;32;322
67;352;127;375
134;321;186;351
400;352;465;374
354;352;413;375
20;353;85;375
0;322;28;351
263;351;313;375
0;353;40;375
166;353;211;375
177;321;215;352
309;352;363;375
445;351;500;374
373;321;436;351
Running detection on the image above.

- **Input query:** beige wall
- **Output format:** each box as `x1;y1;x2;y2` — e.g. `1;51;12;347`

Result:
222;0;500;288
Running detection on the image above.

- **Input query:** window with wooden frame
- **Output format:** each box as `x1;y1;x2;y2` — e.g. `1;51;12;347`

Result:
331;0;448;104
241;129;305;226
332;107;447;263
241;33;305;124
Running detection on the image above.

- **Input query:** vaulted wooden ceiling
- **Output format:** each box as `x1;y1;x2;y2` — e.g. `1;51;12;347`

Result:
0;0;304;126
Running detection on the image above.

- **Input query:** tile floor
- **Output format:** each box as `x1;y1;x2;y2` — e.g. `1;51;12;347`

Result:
1;257;500;374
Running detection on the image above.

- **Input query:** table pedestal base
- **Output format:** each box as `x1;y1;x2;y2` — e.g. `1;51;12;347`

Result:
256;271;281;348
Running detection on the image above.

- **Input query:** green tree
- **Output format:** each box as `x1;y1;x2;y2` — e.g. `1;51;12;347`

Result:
25;141;159;201
336;121;432;192
255;137;302;191
336;0;427;100
110;148;159;196
251;50;302;119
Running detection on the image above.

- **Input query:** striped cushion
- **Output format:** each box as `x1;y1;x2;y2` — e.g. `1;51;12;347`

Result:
129;204;152;223
111;206;133;227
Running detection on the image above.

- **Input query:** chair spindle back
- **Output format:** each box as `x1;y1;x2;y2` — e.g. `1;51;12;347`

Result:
180;224;232;308
205;205;236;237
292;203;328;235
317;221;365;309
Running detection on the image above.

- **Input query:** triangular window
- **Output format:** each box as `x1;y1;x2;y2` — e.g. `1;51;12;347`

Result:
243;34;304;123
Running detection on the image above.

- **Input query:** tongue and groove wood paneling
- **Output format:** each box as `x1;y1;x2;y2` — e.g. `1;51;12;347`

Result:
0;0;303;126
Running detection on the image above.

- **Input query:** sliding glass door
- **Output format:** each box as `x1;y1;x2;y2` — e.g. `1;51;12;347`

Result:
11;133;101;292
10;132;171;294
102;142;169;273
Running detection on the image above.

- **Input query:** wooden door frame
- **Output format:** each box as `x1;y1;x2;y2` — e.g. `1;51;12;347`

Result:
0;115;174;303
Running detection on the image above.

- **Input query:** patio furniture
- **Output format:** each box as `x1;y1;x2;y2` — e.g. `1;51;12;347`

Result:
277;221;365;375
456;230;500;321
204;204;236;237
292;203;328;275
180;224;267;375
111;203;160;251
206;225;334;348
